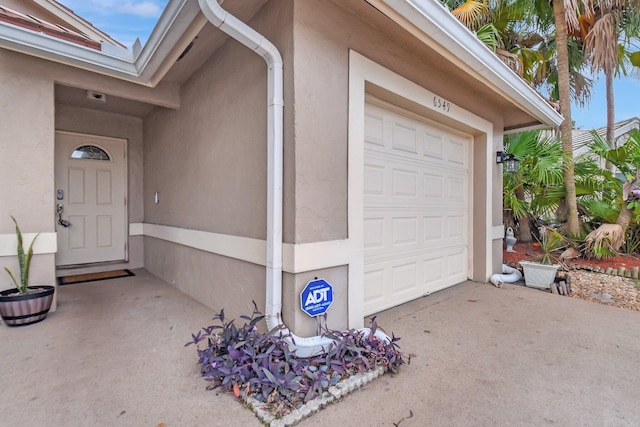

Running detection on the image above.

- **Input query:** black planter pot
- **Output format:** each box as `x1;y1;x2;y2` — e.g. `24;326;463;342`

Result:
0;286;55;327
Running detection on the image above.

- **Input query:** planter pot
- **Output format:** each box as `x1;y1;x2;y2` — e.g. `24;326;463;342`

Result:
519;261;560;290
0;286;55;327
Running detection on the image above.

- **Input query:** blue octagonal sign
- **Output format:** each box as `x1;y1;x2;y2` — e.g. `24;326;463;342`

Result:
300;279;333;317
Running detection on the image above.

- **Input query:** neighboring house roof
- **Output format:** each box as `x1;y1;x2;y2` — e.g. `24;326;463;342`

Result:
29;0;124;47
0;5;100;50
0;0;563;130
572;117;640;158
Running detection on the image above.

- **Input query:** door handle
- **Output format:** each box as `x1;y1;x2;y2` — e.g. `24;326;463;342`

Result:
56;203;71;228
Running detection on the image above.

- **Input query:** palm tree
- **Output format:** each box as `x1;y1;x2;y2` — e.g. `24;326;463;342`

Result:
503;131;564;242
582;1;640;164
584;129;640;253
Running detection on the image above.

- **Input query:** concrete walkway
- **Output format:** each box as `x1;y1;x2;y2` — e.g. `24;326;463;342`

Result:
1;270;639;426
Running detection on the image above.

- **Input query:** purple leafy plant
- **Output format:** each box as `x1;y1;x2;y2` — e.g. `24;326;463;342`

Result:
186;302;406;416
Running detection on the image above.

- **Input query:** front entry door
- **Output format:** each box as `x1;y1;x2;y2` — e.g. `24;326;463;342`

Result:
55;132;127;266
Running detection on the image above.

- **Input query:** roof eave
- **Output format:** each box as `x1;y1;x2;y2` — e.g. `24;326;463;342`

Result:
0;0;201;87
0;21;141;81
372;0;563;130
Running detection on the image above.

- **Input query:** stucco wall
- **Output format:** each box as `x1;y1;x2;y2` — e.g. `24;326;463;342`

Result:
0;49;56;303
142;1;294;318
55;104;145;269
144;237;265;318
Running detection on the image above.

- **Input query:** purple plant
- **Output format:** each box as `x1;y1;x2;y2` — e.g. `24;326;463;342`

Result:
186;302;406;416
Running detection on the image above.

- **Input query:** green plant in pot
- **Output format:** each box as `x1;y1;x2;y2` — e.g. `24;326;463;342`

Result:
536;228;566;265
0;216;55;326
520;228;565;290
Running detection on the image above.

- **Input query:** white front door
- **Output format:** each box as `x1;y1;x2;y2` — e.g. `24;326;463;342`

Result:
55;132;127;266
363;102;471;315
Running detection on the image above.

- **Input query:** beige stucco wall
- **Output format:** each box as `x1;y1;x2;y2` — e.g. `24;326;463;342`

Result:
0;49;56;305
142;1;294;318
144;237;265;319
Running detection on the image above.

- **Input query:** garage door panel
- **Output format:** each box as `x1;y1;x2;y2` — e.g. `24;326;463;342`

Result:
447;214;467;241
447;137;468;167
392;169;418;198
423;253;445;292
364;217;385;249
365;112;385;146
423;216;444;242
423;129;444;160
364;102;470;316
392;216;418;246
391;260;419;296
423;173;444;200
364;267;386;308
448;176;466;202
447;250;466;276
392;121;419;154
364;164;385;196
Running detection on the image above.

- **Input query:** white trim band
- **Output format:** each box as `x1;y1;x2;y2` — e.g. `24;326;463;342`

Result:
135;223;350;274
0;232;57;256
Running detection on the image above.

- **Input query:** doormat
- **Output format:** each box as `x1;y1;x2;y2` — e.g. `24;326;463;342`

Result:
57;269;135;286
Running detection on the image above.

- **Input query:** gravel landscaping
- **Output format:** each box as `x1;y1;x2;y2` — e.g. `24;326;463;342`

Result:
566;270;640;312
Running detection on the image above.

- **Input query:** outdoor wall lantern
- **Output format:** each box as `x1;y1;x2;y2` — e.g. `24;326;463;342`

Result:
496;151;519;173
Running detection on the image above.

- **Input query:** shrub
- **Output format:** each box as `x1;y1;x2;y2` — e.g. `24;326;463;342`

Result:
185;302;405;416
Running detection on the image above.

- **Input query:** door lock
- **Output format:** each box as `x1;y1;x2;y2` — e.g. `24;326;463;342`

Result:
56;203;71;228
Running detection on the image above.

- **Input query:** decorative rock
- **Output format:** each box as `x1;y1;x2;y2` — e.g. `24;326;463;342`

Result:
605;267;614;275
619;267;626;277
589;292;614;303
632;267;639;279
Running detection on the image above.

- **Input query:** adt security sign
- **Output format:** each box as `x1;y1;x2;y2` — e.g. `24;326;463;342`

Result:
300;279;333;317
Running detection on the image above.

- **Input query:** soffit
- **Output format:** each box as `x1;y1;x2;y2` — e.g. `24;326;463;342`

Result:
159;0;268;86
55;84;156;118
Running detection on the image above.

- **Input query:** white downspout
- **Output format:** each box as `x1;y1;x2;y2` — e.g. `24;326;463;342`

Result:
198;0;388;357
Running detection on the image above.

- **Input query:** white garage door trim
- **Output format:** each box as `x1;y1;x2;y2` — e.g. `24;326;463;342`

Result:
348;50;494;328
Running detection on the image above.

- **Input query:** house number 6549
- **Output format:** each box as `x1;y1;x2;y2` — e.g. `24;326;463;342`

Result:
433;96;451;113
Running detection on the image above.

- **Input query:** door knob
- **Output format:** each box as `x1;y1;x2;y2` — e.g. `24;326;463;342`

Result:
56;204;71;228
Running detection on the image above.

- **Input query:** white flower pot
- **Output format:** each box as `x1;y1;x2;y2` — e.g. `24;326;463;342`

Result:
519;261;560;290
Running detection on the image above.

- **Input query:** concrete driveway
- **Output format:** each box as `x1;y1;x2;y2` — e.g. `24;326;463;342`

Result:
1;269;639;426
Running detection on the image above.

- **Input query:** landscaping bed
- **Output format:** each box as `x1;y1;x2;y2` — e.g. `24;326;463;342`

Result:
504;242;640;311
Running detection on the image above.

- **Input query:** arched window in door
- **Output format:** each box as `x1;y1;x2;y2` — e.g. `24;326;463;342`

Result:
71;145;111;161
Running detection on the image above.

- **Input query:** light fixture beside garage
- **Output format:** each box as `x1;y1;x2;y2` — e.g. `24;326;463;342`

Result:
496;151;519;173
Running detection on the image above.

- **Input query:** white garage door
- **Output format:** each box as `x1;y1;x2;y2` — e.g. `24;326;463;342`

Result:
363;102;470;315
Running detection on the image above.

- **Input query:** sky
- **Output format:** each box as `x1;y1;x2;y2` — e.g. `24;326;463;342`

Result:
58;0;638;131
572;74;640;130
58;0;168;48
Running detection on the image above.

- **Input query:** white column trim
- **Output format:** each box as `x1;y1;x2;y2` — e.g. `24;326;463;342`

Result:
0;232;57;256
492;225;506;240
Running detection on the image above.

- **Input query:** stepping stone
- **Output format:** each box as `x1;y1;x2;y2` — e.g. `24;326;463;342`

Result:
589;292;613;303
